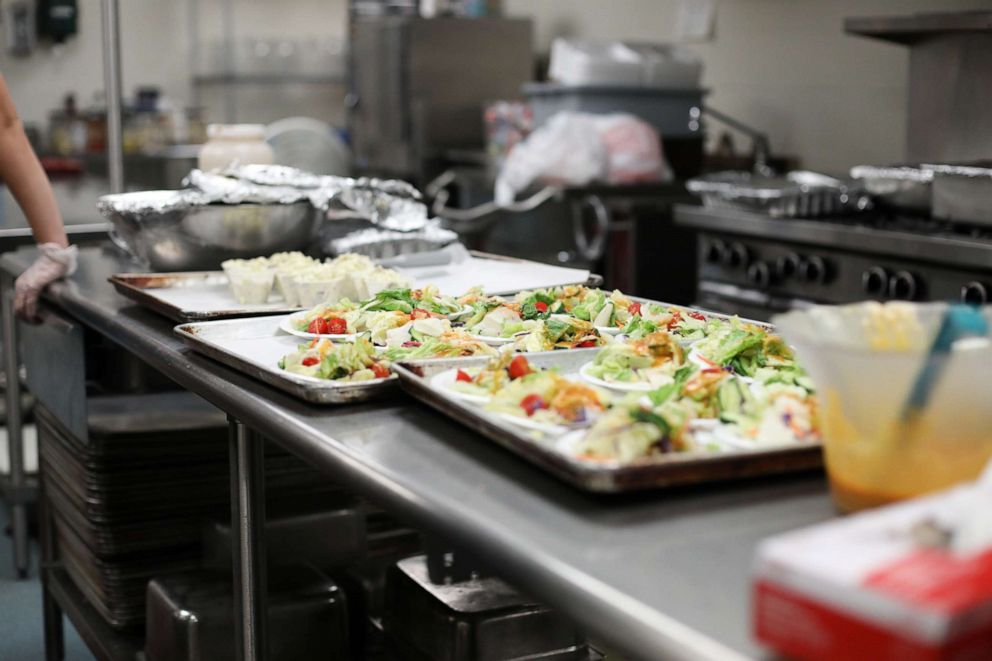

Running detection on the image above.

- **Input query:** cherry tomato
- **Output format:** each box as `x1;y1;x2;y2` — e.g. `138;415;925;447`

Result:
519;394;547;416
628;302;642;316
371;363;391;379
534;301;548;313
301;356;320;367
411;308;431;320
688;311;706;321
507;355;532;380
455;369;473;383
577;340;598;348
326;317;348;334
307;318;330;334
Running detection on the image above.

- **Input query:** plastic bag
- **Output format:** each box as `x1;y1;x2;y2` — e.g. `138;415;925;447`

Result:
494;111;671;206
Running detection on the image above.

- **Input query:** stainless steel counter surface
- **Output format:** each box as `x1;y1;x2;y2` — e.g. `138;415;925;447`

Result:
2;244;835;660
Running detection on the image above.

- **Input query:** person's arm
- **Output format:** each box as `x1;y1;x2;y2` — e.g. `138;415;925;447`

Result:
0;74;67;246
0;74;76;320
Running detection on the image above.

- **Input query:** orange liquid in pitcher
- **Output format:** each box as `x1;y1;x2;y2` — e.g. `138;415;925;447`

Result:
822;390;992;513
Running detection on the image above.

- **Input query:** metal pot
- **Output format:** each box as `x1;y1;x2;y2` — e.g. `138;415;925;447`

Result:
101;195;317;271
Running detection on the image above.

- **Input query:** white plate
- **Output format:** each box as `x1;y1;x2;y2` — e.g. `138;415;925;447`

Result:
429;368;490;405
578;361;659;392
448;305;474;321
493;412;570;436
469;334;516;346
279;311;357;342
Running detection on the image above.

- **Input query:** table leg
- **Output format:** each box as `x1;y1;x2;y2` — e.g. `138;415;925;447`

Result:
39;464;65;661
1;272;29;579
229;418;268;661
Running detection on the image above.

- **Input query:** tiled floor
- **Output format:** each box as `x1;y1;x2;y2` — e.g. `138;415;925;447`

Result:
0;504;95;661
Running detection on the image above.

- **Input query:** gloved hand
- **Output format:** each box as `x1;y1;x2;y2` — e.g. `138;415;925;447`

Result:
14;243;78;321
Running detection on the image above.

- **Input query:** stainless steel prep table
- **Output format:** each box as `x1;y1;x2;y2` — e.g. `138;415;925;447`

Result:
2;244;836;661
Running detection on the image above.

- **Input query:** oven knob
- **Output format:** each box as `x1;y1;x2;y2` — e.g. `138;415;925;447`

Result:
722;242;750;269
704;239;725;264
798;256;830;284
746;261;773;289
862;267;889;297
775;253;801;279
889;271;920;301
961;281;989;306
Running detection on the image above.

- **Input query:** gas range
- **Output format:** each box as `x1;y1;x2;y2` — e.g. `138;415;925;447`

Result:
674;204;992;321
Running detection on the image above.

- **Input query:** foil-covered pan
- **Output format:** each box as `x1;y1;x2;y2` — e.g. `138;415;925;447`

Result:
393;346;820;493
327;222;458;258
926;162;992;227
98;194;317;271
99;165;434;271
849;164;933;214
687;170;861;218
174;316;397;404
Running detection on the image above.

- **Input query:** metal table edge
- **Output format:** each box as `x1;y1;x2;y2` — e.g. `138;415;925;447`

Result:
8;258;753;661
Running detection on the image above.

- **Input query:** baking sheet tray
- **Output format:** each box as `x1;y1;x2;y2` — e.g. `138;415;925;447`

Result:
111;253;598;323
399;252;595;297
110;271;302;322
394;352;821;493
174;315;397;404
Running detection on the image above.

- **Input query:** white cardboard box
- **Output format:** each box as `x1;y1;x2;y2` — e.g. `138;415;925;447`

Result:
753;486;992;660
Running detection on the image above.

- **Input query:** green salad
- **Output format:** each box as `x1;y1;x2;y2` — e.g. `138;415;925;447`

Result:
511;317;609;353
384;331;499;361
360;286;462;317
572;360;818;463
585;331;685;387
279;337;391;382
691;318;813;387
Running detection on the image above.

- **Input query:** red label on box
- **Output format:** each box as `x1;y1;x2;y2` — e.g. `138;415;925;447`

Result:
754;580;938;661
755;579;992;661
864;549;992;614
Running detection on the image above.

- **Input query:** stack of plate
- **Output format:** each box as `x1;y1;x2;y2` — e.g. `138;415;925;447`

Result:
37;392;349;629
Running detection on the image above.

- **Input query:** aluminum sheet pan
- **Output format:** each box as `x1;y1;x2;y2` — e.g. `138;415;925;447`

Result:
112;253;598;323
688;170;860;219
174;316;397;404
110;272;302;323
397;252;595;297
394;309;815;493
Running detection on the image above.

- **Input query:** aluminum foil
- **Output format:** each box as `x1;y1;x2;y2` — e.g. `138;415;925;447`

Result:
189;166;430;230
96;189;212;217
183;169;311;205
688;170;850;200
329;221;458;257
850;165;934;183
924;163;992;179
332;188;430;231
102;165;432;236
687;170;860;218
226;163;423;199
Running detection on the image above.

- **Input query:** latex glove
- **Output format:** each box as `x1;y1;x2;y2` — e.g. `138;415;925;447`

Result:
14;243;78;321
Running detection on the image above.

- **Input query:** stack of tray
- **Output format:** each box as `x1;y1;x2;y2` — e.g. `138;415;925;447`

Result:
37;392;352;629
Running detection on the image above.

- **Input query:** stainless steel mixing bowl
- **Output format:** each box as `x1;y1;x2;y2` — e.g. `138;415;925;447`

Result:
104;200;317;271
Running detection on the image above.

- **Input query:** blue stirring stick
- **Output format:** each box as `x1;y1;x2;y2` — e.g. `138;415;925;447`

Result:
901;304;989;422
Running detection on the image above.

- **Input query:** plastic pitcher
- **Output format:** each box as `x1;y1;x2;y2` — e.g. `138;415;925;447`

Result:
774;302;992;512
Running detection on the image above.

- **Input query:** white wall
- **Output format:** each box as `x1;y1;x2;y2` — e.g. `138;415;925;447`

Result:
0;0;349;129
0;0;191;127
503;0;992;172
2;0;990;171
